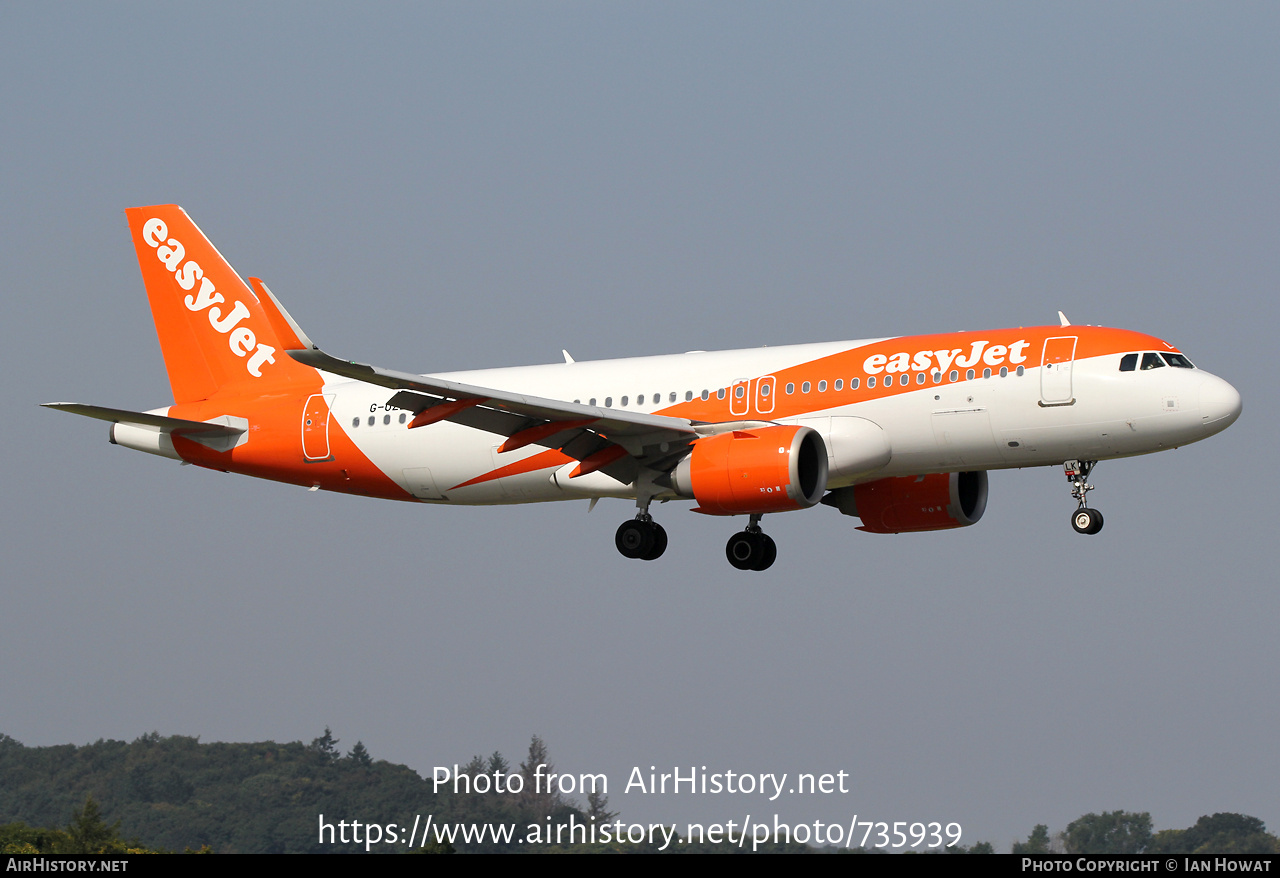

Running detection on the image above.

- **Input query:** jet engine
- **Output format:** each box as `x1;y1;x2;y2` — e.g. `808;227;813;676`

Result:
671;425;828;516
821;471;988;533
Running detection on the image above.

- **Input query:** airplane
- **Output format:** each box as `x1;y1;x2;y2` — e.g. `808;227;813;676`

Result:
45;205;1243;571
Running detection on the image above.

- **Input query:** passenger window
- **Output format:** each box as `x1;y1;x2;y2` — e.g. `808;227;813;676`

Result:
1162;353;1195;369
734;385;745;399
399;413;407;424
670;392;677;402
352;417;360;428
834;379;843;391
932;371;941;383
802;381;811;393
367;416;375;427
605;397;612;407
900;374;909;386
1000;366;1008;377
818;380;827;392
1119;354;1138;372
1016;365;1025;376
685;391;693;401
621;396;629;406
383;414;390;425
1141;352;1165;370
717;388;726;400
851;378;859;389
966;369;975;380
868;376;876;388
760;383;771;397
785;383;794;394
916;373;926;384
950;370;959;382
589;398;597;406
983;368;992;379
701;390;709;401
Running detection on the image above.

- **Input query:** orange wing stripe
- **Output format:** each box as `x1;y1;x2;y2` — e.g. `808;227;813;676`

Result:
498;418;597;454
569;445;627;479
409;398;485;429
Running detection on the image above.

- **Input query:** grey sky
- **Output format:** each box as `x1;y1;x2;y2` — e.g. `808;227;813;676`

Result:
2;3;1276;849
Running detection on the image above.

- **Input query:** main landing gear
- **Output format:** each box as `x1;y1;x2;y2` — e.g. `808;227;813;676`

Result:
615;516;667;560
616;477;668;560
725;514;777;571
1064;459;1104;535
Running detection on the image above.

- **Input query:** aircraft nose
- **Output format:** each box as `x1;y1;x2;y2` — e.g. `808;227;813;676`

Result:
1198;374;1242;431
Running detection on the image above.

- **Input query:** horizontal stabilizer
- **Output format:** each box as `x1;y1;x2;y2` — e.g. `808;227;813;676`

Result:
41;403;246;437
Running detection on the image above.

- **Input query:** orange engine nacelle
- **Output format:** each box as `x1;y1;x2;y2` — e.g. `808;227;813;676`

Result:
821;471;988;533
670;425;828;516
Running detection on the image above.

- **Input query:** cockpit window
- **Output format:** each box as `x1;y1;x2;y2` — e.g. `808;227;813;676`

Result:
1119;353;1138;372
1161;353;1195;369
1141;352;1166;370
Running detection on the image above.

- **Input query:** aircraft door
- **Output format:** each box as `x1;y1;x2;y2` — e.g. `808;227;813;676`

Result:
754;376;775;415
730;379;752;417
1040;337;1077;405
302;394;335;460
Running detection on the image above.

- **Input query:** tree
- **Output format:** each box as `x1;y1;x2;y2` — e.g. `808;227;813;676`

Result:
1013;824;1053;854
66;796;121;854
308;727;340;764
1148;813;1279;855
347;741;372;766
1064;811;1152;854
487;751;511;779
519;736;557;810
586;789;616;823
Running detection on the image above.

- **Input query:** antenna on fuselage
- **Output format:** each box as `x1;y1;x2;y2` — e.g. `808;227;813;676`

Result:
1058;311;1071;327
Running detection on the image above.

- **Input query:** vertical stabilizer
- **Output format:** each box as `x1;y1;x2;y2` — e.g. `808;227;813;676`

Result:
125;205;317;403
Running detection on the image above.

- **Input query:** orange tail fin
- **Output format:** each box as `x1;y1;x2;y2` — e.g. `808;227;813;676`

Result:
125;205;317;403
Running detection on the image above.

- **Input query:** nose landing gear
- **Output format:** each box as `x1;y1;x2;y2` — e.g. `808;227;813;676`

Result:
1064;460;1104;535
725;514;777;571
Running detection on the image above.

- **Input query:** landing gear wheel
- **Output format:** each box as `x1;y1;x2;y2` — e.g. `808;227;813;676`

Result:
753;534;777;571
616;520;655;559
1071;508;1103;535
726;532;759;570
725;531;776;571
616;519;667;560
1086;509;1103;535
643;523;668;560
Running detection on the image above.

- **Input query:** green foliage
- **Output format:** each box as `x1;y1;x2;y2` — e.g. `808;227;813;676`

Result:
1147;813;1279;855
1013;824;1053;854
1064;811;1153;854
347;741;372;767
586;789;616;823
0;731;618;854
66;796;121;853
307;727;341;764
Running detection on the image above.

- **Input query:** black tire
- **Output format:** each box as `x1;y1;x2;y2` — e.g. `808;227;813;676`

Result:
1086;509;1104;535
616;520;654;559
1071;508;1098;535
726;532;758;570
643;523;668;560
753;534;777;571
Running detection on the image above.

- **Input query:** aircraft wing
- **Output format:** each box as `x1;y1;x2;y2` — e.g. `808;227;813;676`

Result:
290;349;705;482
